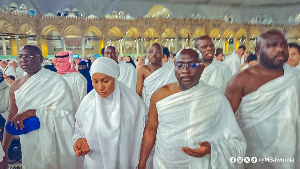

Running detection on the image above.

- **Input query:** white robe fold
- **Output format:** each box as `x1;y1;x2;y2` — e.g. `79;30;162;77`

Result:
154;82;246;169
295;63;300;70
0;81;9;120
143;63;177;108
14;68;77;169
236;64;300;169
15;66;25;79
73;81;147;169
224;52;243;75
2;66;16;77
61;72;87;108
200;60;232;92
118;62;137;91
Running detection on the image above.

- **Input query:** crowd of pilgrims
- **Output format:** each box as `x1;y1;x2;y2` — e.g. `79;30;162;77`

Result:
0;29;299;169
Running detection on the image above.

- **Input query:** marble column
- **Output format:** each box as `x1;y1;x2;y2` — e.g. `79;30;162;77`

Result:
2;37;7;55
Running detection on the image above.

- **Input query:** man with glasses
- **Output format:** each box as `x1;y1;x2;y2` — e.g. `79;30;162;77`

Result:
0;45;78;169
194;35;232;92
138;49;246;169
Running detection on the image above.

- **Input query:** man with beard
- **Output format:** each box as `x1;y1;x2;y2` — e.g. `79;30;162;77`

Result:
138;49;246;169
194;35;232;92
226;29;300;169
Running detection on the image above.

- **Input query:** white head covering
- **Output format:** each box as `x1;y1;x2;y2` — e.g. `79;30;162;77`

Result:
90;57;120;79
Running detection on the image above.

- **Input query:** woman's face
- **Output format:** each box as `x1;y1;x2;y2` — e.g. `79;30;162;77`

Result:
92;73;115;98
125;57;130;62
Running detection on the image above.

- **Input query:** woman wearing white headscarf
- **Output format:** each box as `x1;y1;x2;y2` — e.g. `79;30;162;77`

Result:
73;57;148;169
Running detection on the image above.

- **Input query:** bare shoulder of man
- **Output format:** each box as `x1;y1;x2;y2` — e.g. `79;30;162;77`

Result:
152;83;179;103
9;76;28;93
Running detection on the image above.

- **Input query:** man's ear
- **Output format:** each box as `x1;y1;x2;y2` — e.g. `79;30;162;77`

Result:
40;56;44;63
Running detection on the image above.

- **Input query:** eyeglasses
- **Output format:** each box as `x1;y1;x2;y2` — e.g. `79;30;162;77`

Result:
174;62;203;70
18;54;39;60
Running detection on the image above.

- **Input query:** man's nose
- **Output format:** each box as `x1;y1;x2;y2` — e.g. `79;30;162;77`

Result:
181;66;190;73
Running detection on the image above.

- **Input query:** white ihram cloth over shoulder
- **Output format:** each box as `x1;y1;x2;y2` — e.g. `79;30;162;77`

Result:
0;80;10;120
61;72;87;108
0;81;7;161
2;65;16;77
295;63;300;70
224;52;243;75
14;68;77;169
118;61;137;91
143;63;177;108
73;57;147;169
200;60;232;92
236;64;300;169
154;82;246;169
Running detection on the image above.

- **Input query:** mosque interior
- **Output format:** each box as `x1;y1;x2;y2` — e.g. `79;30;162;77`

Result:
0;0;300;59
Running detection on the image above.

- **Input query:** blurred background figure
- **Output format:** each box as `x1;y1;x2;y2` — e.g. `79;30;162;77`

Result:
43;59;57;72
78;60;93;93
5;75;15;85
9;61;24;79
215;48;224;61
287;43;300;69
118;56;124;62
125;56;136;68
0;60;15;79
136;56;145;71
238;53;258;72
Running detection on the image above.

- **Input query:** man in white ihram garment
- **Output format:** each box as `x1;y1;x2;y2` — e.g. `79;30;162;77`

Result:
53;51;87;108
226;29;300;169
223;45;246;75
0;70;10;120
138;49;246;169
73;57;148;169
136;43;177;108
0;45;78;169
136;43;177;169
9;60;25;79
103;45;137;91
194;35;232;92
0;60;16;79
